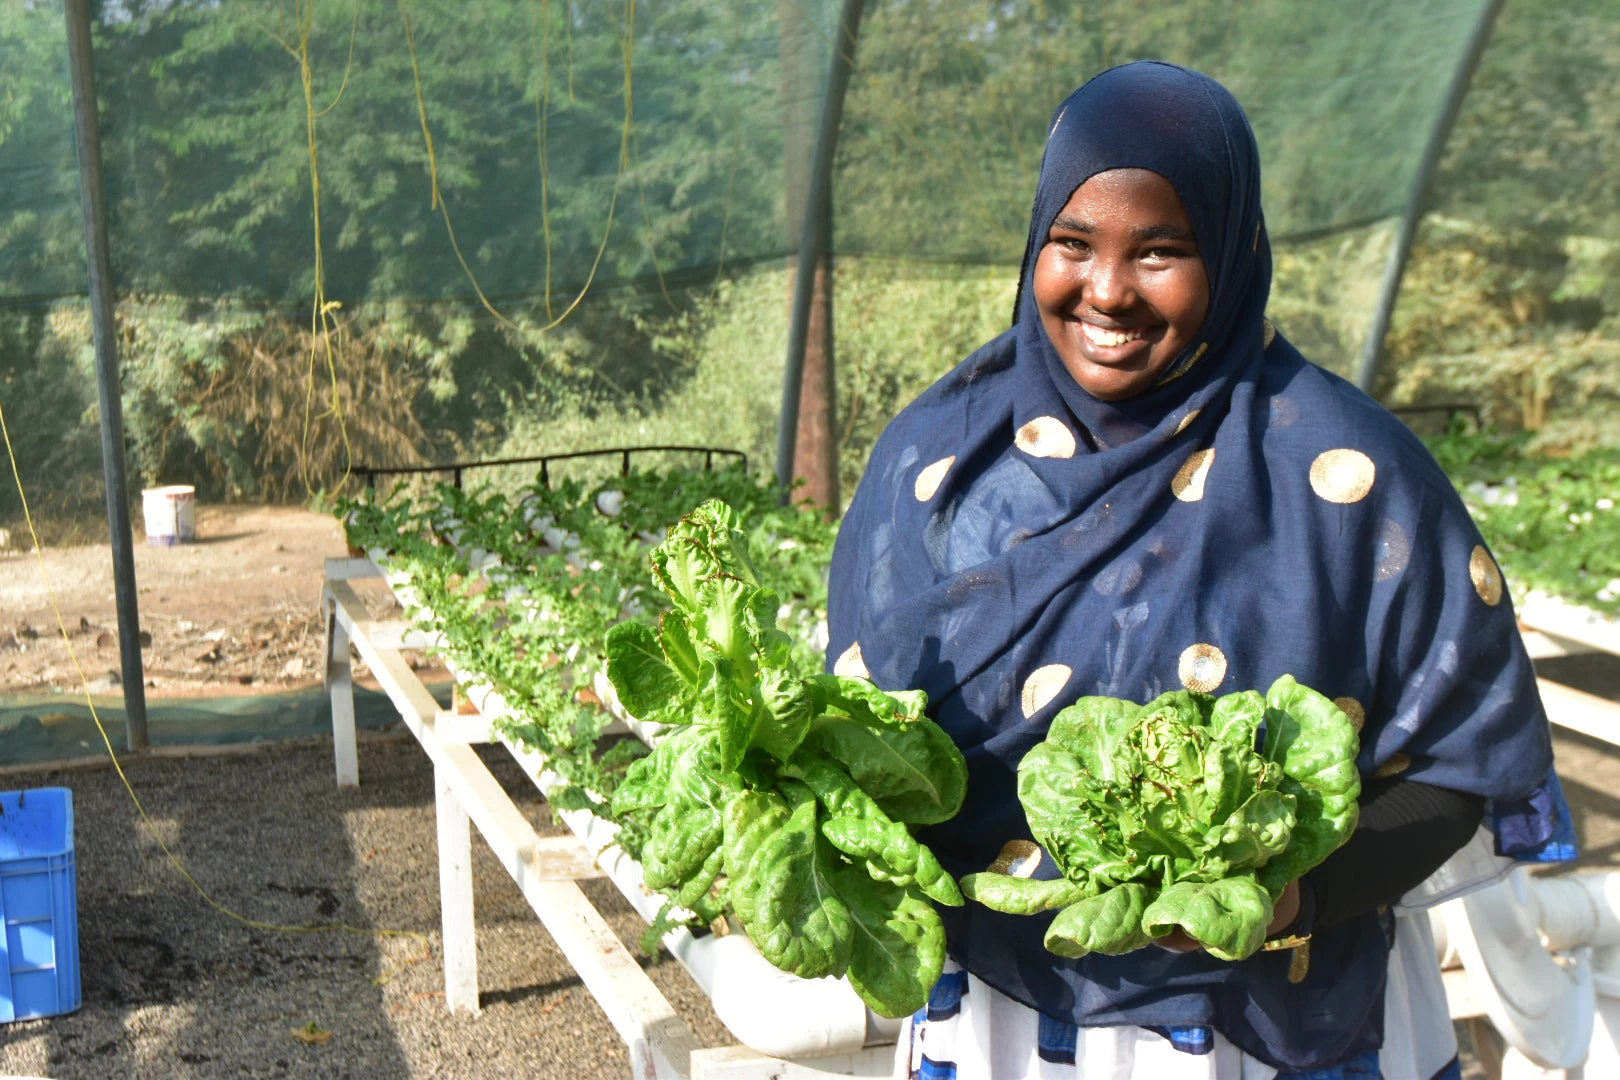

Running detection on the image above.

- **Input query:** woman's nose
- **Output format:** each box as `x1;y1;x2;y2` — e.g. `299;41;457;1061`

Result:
1085;257;1136;312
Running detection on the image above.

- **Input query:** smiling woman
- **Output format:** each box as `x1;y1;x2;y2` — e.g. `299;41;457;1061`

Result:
1033;168;1210;402
826;61;1575;1080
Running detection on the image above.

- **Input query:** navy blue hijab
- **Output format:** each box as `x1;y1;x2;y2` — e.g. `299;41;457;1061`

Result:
826;62;1572;1070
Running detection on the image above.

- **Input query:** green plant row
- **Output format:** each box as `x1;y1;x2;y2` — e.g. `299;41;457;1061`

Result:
1427;427;1620;616
339;477;969;1017
335;464;838;813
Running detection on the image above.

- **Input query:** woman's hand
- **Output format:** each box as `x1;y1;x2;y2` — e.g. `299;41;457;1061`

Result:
1153;879;1301;954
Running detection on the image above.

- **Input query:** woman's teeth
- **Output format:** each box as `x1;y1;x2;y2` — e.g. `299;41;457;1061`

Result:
1081;323;1146;348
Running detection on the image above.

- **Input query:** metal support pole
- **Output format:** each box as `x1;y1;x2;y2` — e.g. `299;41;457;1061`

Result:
63;0;148;750
776;0;865;502
1355;0;1505;396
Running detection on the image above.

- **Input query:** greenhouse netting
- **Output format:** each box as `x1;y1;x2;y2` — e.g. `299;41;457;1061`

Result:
4;0;1617;509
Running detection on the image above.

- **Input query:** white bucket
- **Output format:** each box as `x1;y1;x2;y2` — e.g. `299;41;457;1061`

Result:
141;485;196;546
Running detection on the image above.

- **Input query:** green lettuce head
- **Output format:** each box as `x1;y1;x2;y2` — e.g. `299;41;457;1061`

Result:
606;499;968;1018
960;677;1360;961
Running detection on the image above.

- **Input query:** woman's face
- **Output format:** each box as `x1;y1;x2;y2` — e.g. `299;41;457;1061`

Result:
1031;168;1210;402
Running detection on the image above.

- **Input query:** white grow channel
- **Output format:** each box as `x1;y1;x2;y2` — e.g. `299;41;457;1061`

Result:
323;535;1620;1080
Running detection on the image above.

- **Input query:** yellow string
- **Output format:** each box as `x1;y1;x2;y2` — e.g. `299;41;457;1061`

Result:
632;132;676;312
709;121;741;294
528;0;636;335
707;9;757;296
565;0;577;104
400;0;637;335
399;2;518;331
293;0;354;500
0;397;428;983
267;0;643;500
313;0;362;119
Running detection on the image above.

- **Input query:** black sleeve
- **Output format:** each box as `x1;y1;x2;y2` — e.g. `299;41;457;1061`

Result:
1303;777;1486;931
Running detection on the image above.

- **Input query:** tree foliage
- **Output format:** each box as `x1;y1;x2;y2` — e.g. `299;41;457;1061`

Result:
2;0;1620;541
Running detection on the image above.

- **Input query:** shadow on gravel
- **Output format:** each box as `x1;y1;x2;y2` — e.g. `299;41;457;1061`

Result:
0;741;422;1079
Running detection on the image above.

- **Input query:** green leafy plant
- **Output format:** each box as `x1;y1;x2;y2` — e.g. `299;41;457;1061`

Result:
605;500;967;1017
336;465;837;811
960;678;1359;962
1427;424;1620;615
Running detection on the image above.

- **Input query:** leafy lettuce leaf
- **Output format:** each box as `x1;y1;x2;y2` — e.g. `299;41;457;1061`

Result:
958;874;1091;915
604;621;685;724
836;863;946;1017
966;676;1359;962
726;794;853;980
1141;876;1272;961
803;675;967;825
1255;676;1362;891
1046;883;1153;957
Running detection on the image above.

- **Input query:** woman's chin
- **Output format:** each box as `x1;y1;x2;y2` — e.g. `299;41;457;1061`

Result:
1064;356;1168;401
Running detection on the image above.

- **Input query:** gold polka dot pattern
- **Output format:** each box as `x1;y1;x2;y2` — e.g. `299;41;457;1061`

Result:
1373;753;1412;779
833;641;869;679
1309;449;1376;504
1178;643;1228;693
1172;448;1216;502
914;455;956;502
988;839;1043;879
1375;519;1411;582
1469;545;1503;606
1334;697;1366;733
1021;664;1073;719
1093;560;1144;596
1174;409;1201;436
1270;396;1300;429
1015;416;1078;459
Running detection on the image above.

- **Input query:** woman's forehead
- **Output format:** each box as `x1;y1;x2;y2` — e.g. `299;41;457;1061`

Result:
1055;168;1195;234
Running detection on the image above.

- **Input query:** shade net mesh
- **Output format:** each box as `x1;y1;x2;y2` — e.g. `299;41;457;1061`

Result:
0;0;1616;514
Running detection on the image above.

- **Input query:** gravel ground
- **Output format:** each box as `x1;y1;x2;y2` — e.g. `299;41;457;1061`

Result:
2;651;1618;1078
0;735;731;1079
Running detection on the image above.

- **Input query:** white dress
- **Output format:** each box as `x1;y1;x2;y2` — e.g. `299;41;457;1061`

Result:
892;833;1515;1080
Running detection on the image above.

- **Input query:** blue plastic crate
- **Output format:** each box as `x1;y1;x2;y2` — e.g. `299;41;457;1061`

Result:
0;788;79;1022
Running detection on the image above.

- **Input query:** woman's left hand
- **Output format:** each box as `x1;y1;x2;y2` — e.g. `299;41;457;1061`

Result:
1154;879;1301;954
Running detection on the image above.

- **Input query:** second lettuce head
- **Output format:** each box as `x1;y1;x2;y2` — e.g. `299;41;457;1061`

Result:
961;678;1361;961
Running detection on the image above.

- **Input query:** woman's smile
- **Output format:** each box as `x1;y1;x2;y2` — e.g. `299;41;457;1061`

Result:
1073;318;1164;360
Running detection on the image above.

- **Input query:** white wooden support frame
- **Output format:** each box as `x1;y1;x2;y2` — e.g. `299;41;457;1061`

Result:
436;765;480;1014
322;558;892;1080
324;596;358;788
1520;594;1620;751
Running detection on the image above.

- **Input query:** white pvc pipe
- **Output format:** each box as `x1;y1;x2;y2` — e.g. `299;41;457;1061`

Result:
1443;870;1596;1069
1538;874;1620;953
